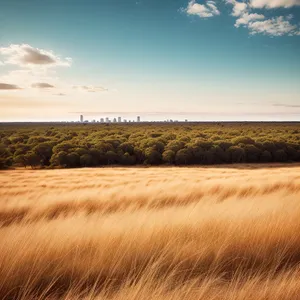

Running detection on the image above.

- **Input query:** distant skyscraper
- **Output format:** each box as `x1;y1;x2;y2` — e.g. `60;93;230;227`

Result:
137;116;141;122
118;117;122;123
105;117;109;123
113;118;117;123
80;115;83;123
100;118;104;123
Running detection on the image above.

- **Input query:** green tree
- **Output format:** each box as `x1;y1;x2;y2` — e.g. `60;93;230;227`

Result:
162;150;175;164
24;152;40;169
10;135;25;144
186;145;204;164
66;152;80;168
14;154;28;168
274;149;287;162
145;148;162;165
141;139;165;153
13;144;31;156
165;141;184;153
175;149;192;165
213;145;229;163
80;154;93;167
96;142;114;153
260;150;272;162
203;150;215;165
50;151;68;167
227;146;245;163
133;148;145;164
233;136;255;145
120;142;135;155
105;151;119;165
33;142;53;166
122;152;136;165
0;144;12;169
244;145;261;163
89;149;105;166
217;141;233;151
27;136;50;144
286;146;299;161
52;142;74;154
73;147;89;156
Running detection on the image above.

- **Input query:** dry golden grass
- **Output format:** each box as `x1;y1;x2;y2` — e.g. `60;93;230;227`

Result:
1;165;300;299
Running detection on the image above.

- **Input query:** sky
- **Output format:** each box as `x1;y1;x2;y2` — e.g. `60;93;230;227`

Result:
0;0;300;122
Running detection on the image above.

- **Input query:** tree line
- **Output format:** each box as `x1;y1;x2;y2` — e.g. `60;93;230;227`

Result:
0;122;300;169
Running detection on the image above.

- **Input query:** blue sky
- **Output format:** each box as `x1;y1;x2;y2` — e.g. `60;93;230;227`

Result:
0;0;299;121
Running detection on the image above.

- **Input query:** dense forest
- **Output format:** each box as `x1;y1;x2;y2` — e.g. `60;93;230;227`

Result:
0;122;300;169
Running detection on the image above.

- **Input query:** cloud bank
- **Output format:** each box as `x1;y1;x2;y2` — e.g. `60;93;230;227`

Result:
248;16;298;35
0;83;21;90
250;0;300;8
235;13;265;27
73;85;108;93
0;44;72;67
0;44;108;96
31;83;55;89
186;0;220;18
184;0;300;36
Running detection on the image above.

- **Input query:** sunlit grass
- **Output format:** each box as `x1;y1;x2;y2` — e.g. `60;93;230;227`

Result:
1;165;300;299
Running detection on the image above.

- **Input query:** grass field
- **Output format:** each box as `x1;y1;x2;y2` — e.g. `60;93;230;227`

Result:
1;165;300;299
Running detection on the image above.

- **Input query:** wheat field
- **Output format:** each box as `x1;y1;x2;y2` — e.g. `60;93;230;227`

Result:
1;165;300;299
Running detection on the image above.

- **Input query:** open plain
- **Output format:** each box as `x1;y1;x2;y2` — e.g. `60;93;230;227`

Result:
1;165;300;299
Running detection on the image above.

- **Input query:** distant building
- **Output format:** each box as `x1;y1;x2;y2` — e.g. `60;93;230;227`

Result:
105;117;110;123
80;115;84;123
113;118;117;123
92;119;96;123
124;119;127;123
100;118;104;123
137;116;141;122
185;119;188;122
118;117;122;123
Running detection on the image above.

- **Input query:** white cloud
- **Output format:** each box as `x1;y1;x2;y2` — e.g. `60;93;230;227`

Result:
0;44;112;99
226;0;248;16
0;68;108;96
73;85;108;93
206;1;220;14
225;0;300;35
0;44;72;68
248;16;298;35
235;13;265;27
0;83;21;90
0;69;58;88
250;0;300;8
32;82;55;89
186;0;220;18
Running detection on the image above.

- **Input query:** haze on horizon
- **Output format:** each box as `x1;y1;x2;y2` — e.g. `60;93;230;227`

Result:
0;0;299;122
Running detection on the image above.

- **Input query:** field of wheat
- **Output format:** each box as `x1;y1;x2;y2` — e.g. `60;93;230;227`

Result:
1;165;300;299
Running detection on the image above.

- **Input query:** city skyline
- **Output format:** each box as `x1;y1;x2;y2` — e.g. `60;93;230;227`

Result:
78;114;142;123
0;0;300;122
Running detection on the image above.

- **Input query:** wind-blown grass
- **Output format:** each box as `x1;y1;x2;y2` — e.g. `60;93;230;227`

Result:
1;165;300;299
